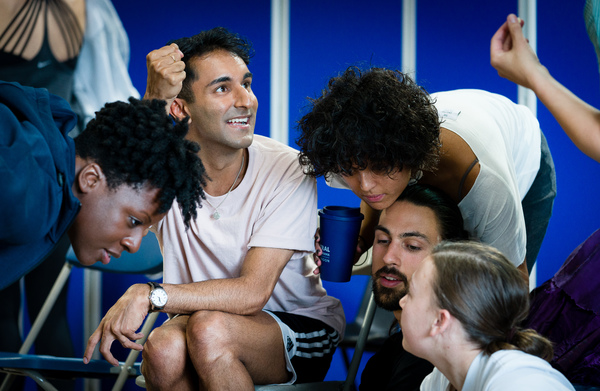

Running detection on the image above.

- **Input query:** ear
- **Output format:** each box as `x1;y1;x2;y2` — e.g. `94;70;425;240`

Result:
430;308;452;337
76;162;105;194
171;98;192;123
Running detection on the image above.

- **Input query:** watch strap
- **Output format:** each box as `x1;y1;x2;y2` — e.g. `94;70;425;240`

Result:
147;281;165;312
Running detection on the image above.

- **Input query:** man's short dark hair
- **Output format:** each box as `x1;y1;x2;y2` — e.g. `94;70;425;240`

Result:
75;98;207;228
397;184;469;241
169;27;254;102
297;66;441;178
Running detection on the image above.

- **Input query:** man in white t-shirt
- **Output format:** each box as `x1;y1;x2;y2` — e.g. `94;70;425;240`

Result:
83;27;345;390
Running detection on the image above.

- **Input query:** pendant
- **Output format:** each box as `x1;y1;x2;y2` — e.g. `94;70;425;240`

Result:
212;210;220;220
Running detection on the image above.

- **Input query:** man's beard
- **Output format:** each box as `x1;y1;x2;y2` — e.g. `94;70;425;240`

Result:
372;266;408;311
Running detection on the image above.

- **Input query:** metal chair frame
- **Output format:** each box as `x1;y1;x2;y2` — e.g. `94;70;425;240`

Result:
0;236;163;391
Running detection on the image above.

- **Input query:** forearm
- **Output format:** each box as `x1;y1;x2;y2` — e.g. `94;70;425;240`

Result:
159;247;293;316
160;276;271;316
143;88;174;115
529;68;600;162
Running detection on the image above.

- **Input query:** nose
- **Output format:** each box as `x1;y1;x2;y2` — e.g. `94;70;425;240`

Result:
357;171;375;192
399;294;407;309
121;231;144;254
234;85;254;109
382;242;401;267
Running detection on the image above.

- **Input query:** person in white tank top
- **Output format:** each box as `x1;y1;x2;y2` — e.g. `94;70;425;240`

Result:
297;66;556;281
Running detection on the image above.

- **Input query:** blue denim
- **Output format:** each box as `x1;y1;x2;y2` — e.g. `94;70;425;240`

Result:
521;131;557;272
574;385;600;391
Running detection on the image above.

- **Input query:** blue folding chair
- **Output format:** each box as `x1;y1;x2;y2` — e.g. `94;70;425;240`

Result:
0;233;163;391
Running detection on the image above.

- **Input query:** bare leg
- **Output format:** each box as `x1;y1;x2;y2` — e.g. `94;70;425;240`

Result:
187;310;289;391
142;315;198;391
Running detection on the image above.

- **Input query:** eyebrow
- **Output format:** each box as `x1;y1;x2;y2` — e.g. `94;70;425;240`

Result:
133;209;151;225
374;225;431;243
207;72;253;87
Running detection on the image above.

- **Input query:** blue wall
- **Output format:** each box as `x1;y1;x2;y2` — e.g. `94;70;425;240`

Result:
60;1;600;389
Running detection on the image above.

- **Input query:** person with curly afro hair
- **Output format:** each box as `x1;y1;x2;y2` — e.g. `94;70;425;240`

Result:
70;97;206;265
84;27;344;390
297;66;556;284
1;81;206;289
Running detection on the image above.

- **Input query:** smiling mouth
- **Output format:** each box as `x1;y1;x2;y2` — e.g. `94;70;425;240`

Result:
227;117;250;126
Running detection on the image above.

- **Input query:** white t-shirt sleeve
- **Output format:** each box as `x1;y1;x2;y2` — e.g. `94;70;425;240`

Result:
248;171;317;256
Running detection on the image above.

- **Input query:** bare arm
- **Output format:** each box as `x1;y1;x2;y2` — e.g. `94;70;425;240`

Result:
84;247;293;366
160;247;293;315
491;13;600;162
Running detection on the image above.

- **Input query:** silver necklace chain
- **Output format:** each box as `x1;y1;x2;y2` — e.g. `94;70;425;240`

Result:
204;153;245;220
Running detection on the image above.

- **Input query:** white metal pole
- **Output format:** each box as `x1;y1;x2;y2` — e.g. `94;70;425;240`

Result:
402;0;417;79
270;0;290;144
518;0;538;290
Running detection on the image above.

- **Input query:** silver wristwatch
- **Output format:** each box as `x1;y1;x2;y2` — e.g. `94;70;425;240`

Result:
148;281;168;312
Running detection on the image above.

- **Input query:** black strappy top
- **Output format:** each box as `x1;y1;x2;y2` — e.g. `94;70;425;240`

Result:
0;0;83;101
457;157;479;200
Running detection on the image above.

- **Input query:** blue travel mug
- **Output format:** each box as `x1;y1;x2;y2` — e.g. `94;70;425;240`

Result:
318;206;364;282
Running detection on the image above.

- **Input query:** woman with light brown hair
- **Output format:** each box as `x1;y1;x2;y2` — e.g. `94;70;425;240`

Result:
400;241;574;391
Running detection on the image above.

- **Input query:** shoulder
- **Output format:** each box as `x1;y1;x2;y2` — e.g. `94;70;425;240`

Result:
469;351;574;391
251;135;300;156
249;135;307;178
420;368;449;391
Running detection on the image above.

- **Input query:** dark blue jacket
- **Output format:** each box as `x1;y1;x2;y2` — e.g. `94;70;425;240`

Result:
0;81;80;289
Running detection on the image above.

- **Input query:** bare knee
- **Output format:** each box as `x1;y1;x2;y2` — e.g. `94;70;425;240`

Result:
186;311;237;364
142;321;188;387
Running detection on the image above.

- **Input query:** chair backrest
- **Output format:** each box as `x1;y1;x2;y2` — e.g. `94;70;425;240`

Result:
342;278;396;349
0;233;164;391
66;232;163;275
360;279;396;344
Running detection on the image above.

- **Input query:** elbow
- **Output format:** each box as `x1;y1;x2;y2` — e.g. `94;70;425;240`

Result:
241;291;271;316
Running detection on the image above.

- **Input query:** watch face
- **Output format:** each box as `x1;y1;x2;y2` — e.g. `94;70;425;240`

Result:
151;288;168;307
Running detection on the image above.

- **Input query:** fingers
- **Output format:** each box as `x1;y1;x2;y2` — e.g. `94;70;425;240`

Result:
490;14;524;74
313;229;322;275
83;327;102;364
98;335;119;367
91;320;144;366
145;43;186;102
84;320;121;366
146;43;184;66
491;13;526;57
313;258;321;275
506;14;526;44
490;20;510;54
84;285;150;367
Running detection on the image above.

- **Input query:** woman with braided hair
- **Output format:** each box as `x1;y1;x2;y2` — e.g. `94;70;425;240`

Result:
399;241;574;391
